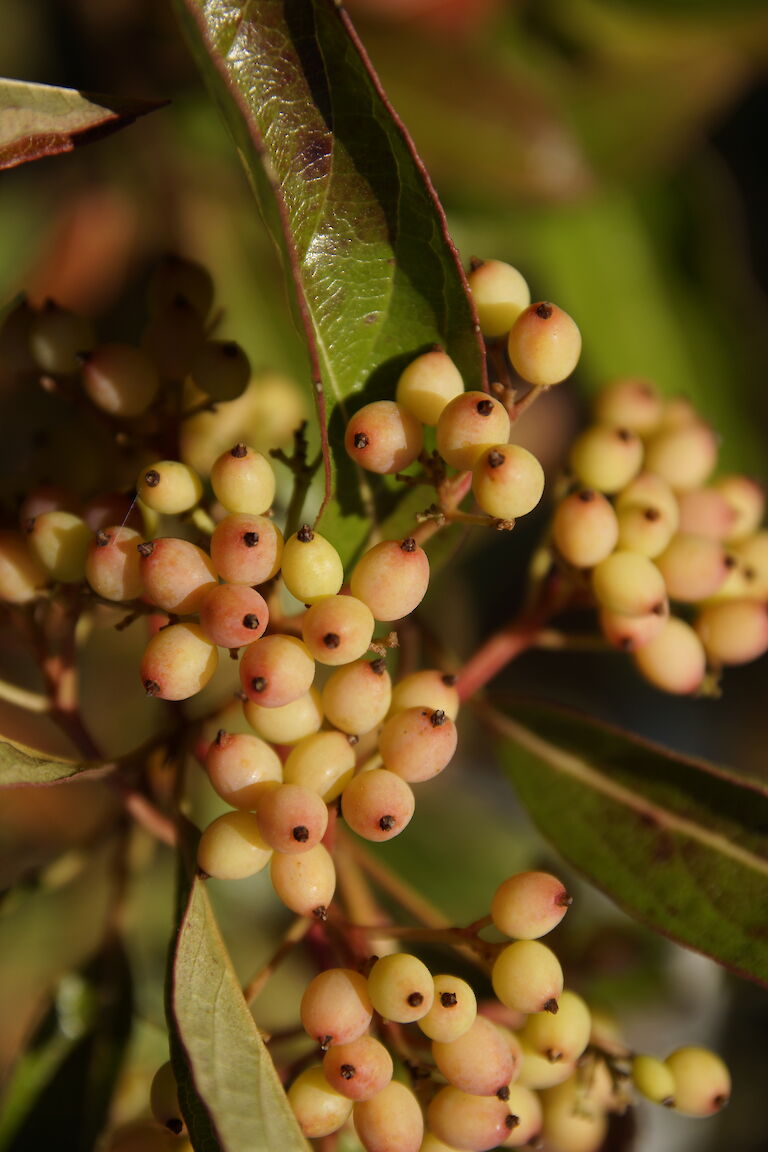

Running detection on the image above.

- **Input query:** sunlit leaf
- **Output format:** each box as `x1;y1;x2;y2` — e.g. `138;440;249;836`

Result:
0;79;165;170
497;701;768;986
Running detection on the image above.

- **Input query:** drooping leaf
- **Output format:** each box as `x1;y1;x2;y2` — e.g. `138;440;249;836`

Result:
173;0;485;559
0;737;98;788
0;80;165;170
496;701;768;986
168;820;310;1152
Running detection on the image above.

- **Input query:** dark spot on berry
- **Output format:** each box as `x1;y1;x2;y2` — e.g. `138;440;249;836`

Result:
651;601;666;616
323;632;341;649
379;815;396;831
340;1064;356;1080
487;449;505;469
95;529;110;547
543;998;559;1014
222;342;239;358
353;431;369;449
144;679;161;697
144;469;161;488
535;302;553;320
370;658;387;676
166;1119;183;1135
242;614;260;629
292;825;309;842
215;729;227;746
616;428;633;443
243;531;260;547
662;1096;675;1109
347;734;360;745
313;905;328;921
504;1113;520;1130
476;399;494;416
618;637;633;652
137;541;154;558
441;673;457;686
319;1034;333;1051
724;553;737;569
430;709;447;727
555;889;572;907
297;524;314;543
546;1048;563;1063
23;517;35;534
407;992;424;1006
251;676;267;693
578;489;596;502
440;991;458;1007
497;1085;510;1101
643;507;661;521
400;537;417;552
714;1094;729;1110
230;442;248;458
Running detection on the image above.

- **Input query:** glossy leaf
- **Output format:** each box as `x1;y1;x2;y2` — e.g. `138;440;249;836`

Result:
168;821;310;1152
0;738;96;788
497;702;768;986
0;79;165;170
173;0;485;557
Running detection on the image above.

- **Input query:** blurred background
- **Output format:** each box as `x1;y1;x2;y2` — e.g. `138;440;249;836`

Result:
1;1;767;1149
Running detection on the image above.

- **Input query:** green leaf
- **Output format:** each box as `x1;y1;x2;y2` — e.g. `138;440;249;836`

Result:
173;0;485;557
496;701;768;987
0;79;165;170
0;738;96;788
168;821;310;1152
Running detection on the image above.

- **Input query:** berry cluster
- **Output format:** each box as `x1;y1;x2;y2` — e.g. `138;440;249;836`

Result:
550;377;768;693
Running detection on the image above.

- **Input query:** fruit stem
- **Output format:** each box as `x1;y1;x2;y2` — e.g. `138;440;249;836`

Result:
242;916;311;1005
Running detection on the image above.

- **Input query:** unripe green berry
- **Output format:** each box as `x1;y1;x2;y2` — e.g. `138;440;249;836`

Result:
137;461;203;515
197;811;272;879
631;1054;675;1107
210;443;275;515
281;526;344;604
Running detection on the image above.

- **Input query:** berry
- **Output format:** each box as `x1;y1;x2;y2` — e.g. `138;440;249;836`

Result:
283;729;357;801
26;510;91;583
432;1015;518;1096
137;461;202;515
515;1039;575;1090
256;782;329;853
417;973;477;1043
500;1084;543;1147
341;768;416;842
552;490;619;569
599;605;666;652
389;669;460;720
350;537;430;622
198;583;269;648
378;706;458;782
507;302;581;388
395;347;464;425
616;471;679;528
29;301;94;374
593;377;663;434
85;525;143;602
141;297;205;378
353;1080;424;1152
147;254;214;319
138;537;217;614
190;339;250;402
141;623;218;701
428;1085;515;1152
301;594;375;665
471;444;545;520
281;526;344;604
436;391;510;471
239;634;315;708
322;1035;393;1101
0;529;47;603
714;473;764;541
664;1046;730;1116
676;487;735;540
197;811;272;879
366;952;434;1022
569;425;643;494
344;400;424;473
210;513;284;585
644;421;718;491
270;842;336;916
615;502;676;559
540;1076;607;1152
210;443;275;515
491;940;563;1014
205;730;282;808
81;343;159;417
632;616;707;695
243;687;324;744
300;968;373;1047
631;1054;676;1107
695;599;768;666
149;1061;183;1132
467;259;531;338
321;659;393;735
591;551;666;617
491;871;571;939
521;990;591;1064
655;533;730;603
287;1065;353;1138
